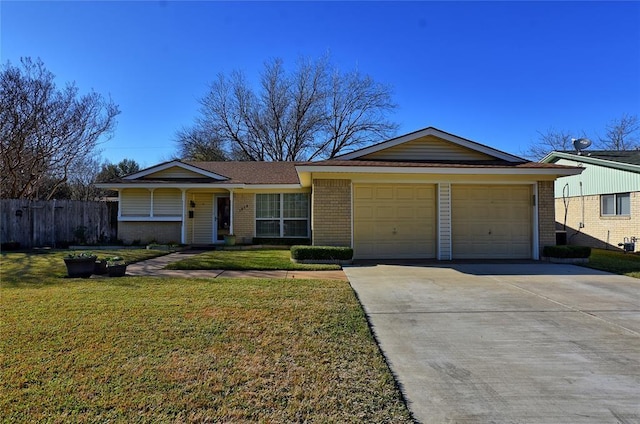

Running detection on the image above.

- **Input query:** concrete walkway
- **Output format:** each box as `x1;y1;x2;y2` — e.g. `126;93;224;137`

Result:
345;262;640;424
125;251;348;280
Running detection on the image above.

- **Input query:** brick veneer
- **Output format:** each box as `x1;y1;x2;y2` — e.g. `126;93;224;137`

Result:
118;221;181;244
312;179;351;246
232;192;255;244
555;191;639;251
538;180;556;255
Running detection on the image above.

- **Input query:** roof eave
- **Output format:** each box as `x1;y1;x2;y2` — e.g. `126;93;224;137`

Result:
94;182;304;190
541;151;640;173
295;164;583;176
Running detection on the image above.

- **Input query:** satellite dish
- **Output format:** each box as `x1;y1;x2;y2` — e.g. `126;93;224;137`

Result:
572;138;592;155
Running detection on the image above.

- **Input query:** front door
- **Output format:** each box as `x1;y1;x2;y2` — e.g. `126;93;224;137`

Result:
215;195;230;242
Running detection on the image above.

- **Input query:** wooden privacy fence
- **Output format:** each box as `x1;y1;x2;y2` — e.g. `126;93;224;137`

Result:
0;199;118;249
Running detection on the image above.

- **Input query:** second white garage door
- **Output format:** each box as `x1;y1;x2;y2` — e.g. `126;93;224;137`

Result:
452;185;532;259
353;184;436;259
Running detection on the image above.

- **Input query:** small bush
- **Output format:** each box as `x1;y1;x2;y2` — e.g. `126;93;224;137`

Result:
254;237;311;246
291;246;353;261
543;245;591;258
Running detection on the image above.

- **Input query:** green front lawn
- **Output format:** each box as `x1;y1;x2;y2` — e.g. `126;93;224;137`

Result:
584;248;640;278
0;276;412;422
165;249;341;271
0;248;168;284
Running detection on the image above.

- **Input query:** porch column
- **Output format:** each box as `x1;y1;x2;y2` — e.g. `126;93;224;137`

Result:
229;189;234;235
180;189;187;244
117;189;122;219
149;188;155;217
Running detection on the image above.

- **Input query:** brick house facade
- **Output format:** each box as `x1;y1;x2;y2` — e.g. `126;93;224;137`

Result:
99;127;580;259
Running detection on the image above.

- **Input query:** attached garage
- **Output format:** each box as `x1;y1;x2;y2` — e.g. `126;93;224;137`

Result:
451;185;532;259
105;127;582;259
353;184;436;259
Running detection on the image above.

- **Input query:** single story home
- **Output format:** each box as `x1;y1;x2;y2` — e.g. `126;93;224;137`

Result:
540;150;640;252
99;127;581;260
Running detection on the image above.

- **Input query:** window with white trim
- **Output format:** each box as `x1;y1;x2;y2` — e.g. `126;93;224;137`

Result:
256;193;309;237
601;193;630;216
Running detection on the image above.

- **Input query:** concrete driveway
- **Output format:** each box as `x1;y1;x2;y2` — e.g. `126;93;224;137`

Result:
345;263;640;424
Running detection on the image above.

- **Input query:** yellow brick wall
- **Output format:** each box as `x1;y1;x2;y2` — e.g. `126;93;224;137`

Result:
538;181;556;254
555;191;639;252
232;192;255;244
118;221;182;244
312;179;351;246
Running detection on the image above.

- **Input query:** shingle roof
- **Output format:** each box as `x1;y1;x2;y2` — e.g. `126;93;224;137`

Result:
184;161;303;184
557;150;640;166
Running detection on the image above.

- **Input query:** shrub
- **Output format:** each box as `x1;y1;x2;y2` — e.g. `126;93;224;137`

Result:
291;246;353;261
253;237;311;246
543;245;591;259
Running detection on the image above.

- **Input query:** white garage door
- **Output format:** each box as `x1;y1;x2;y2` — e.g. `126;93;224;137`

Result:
353;184;436;259
452;185;532;259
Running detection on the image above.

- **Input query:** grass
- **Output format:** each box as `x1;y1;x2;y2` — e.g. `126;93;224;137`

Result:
583;248;640;278
0;253;413;423
165;249;341;271
0;248;168;283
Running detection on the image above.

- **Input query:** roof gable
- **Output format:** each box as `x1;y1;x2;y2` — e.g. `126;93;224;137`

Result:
337;127;525;163
123;161;228;181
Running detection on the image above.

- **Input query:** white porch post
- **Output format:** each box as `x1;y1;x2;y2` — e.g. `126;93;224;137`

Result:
117;189;122;219
149;188;155;217
229;189;234;235
180;189;187;244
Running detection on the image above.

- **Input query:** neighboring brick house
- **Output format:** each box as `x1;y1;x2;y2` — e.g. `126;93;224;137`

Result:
98;127;580;260
541;150;640;252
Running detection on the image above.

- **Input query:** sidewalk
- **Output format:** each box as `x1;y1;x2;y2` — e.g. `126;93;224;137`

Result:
126;251;349;281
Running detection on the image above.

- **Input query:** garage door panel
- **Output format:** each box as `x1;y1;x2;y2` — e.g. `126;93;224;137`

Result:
452;185;532;259
354;184;435;259
375;187;394;199
355;186;374;200
376;206;395;219
354;207;374;219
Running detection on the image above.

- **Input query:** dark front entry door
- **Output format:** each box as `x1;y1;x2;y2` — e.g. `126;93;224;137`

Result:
216;196;230;242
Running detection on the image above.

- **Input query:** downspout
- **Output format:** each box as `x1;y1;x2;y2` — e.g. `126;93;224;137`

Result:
568;181;585;243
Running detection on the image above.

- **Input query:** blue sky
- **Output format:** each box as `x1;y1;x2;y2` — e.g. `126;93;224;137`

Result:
2;1;639;167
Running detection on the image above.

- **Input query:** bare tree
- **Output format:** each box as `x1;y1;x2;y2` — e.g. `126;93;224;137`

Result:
521;128;576;160
175;126;228;161
177;56;397;161
315;69;398;160
0;57;119;199
596;113;639;150
68;155;104;201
